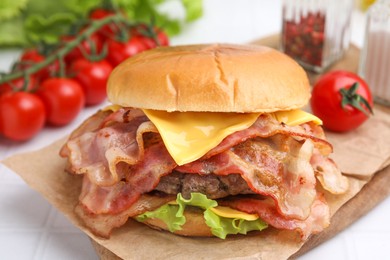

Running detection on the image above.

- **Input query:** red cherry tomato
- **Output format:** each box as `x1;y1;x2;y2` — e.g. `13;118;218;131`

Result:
106;36;147;67
89;8;115;19
0;76;37;96
71;58;113;106
19;49;59;81
20;49;44;64
37;78;85;126
89;8;118;40
62;33;103;64
0;91;46;141
155;29;169;46
310;70;373;132
131;24;169;49
137;33;169;50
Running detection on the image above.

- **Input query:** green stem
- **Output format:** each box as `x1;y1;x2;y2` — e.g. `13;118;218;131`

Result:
339;82;374;117
0;14;126;84
58;55;66;78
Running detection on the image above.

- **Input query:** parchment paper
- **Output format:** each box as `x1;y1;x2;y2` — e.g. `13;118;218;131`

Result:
326;107;390;177
2;105;390;260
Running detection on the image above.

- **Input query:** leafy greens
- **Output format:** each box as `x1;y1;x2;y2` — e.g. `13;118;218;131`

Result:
0;0;203;47
136;193;268;239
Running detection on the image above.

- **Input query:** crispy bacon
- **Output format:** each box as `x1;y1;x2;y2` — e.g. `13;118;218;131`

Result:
311;151;349;194
60;110;111;157
203;114;333;160
73;132;176;214
176;136;317;220
75;190;175;238
61;107;347;238
220;194;330;240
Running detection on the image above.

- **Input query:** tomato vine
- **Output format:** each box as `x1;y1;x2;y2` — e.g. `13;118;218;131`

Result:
0;8;170;141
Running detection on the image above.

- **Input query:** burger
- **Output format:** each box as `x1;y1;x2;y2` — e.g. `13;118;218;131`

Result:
60;44;348;240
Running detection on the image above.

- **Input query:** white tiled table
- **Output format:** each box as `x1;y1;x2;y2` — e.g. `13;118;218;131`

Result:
1;1;389;259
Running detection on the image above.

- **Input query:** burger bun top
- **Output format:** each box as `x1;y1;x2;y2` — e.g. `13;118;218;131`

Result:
107;44;310;113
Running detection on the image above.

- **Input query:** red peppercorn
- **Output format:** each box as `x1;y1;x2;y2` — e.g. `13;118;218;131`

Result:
282;11;326;68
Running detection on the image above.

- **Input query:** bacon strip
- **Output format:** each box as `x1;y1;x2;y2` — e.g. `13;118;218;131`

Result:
220;194;330;240
60;110;111;157
176;136;317;220
75;132;176;214
203;114;333;159
61;107;347;237
311;152;349;194
75;189;175;238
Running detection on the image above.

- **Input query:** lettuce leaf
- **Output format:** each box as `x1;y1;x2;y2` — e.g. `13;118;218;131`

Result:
0;0;28;21
0;0;203;47
135;204;186;232
182;0;203;22
24;13;77;44
135;193;268;239
204;209;268;239
0;17;27;46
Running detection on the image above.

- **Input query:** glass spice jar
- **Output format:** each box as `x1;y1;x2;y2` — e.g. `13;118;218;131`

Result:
358;0;390;106
280;0;354;73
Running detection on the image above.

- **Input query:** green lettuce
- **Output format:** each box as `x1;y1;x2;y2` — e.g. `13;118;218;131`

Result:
0;0;203;47
135;193;268;239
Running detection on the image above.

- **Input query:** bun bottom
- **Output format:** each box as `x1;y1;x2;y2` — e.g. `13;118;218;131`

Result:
134;206;213;237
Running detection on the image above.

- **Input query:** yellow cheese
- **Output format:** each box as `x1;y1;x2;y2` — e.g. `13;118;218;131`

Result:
167;201;258;221
209;206;258;221
273;109;322;126
102;104;122;112
143;109;260;165
143;109;321;165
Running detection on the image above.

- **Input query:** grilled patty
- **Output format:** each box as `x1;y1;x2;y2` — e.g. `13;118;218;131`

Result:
154;171;255;199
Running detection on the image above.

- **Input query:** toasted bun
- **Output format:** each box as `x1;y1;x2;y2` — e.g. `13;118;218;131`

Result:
107;44;310;113
134;206;213;237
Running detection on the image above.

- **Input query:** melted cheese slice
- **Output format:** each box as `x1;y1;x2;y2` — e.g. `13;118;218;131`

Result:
143;109;321;166
167;201;259;221
273;109;322;126
143;109;260;165
209;206;259;221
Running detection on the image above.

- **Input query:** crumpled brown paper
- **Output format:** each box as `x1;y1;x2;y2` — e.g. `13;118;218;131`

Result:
2;106;390;260
326;107;390;177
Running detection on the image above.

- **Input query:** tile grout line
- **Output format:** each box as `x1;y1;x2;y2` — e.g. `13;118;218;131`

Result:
33;206;57;260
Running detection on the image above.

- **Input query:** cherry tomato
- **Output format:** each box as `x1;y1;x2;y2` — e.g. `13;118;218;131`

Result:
106;36;147;67
310;70;373;132
37;78;85;126
131;24;169;49
89;8;115;19
0;76;37;96
20;49;44;64
137;33;169;50
155;28;169;46
71;58;113;106
62;33;103;64
0;91;46;141
19;49;59;81
89;8;118;40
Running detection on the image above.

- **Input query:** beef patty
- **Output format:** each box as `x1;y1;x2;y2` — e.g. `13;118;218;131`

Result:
154;171;255;199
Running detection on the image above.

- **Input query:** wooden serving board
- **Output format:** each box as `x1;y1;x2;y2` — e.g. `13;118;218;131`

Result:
90;35;390;259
